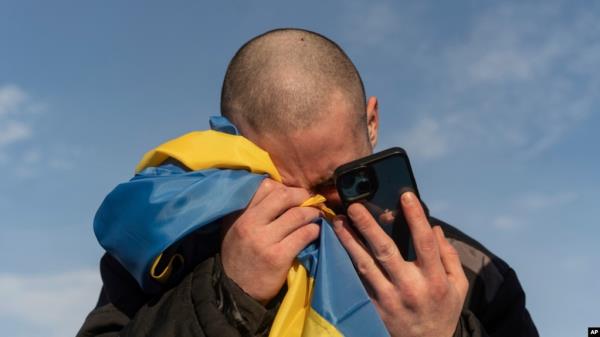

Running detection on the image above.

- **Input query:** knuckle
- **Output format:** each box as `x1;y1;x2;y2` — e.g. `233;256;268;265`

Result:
239;209;256;224
261;248;282;268
278;188;294;204
461;281;470;297
355;259;376;276
458;273;470;294
301;223;320;241
260;178;275;192
430;279;449;301
377;288;399;310
309;223;321;237
287;207;306;224
375;242;399;262
380;282;397;298
232;222;251;238
416;233;437;253
399;284;420;306
446;243;461;258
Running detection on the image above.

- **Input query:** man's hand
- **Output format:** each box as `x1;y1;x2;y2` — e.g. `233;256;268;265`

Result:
220;178;321;304
332;192;468;337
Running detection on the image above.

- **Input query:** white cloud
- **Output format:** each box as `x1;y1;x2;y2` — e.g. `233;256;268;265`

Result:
442;3;599;158
489;190;579;231
0;84;28;117
0;84;32;149
0;84;34;150
450;4;566;85
0;269;101;337
359;1;599;160
0;120;32;147
0;84;76;176
516;191;578;211
395;117;449;159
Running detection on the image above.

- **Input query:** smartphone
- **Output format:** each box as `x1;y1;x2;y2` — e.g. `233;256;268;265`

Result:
334;147;419;261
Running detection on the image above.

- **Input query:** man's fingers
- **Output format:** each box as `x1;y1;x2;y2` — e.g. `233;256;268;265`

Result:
279;222;321;260
346;203;405;278
401;192;443;274
433;226;462;277
247;178;279;208
252;184;312;221
434;226;469;295
270;206;323;241
332;215;393;291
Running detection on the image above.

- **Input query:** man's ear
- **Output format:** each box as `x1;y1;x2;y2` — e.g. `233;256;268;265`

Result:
366;96;379;148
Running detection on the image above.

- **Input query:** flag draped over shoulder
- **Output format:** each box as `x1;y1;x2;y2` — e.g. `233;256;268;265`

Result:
94;116;390;337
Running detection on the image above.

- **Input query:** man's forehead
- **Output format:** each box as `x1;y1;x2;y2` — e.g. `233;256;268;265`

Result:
240;95;369;188
263;128;368;189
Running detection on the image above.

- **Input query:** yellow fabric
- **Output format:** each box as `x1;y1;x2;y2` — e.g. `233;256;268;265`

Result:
303;308;344;337
269;261;344;337
269;261;314;337
135;130;282;182
149;253;184;283
138;130;343;336
300;195;336;220
269;197;341;337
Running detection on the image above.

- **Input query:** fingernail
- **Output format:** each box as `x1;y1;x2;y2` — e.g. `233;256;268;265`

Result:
347;204;361;217
401;192;415;205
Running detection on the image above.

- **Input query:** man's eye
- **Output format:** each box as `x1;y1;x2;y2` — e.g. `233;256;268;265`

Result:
314;180;334;192
321;180;332;186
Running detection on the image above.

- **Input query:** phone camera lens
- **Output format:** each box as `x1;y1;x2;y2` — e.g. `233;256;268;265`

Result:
356;180;371;194
352;172;372;197
339;168;374;198
340;174;355;189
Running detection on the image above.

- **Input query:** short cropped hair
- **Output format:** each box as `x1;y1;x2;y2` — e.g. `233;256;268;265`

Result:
220;28;367;135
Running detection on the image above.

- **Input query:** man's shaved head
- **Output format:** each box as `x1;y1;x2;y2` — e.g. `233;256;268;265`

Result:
221;28;367;137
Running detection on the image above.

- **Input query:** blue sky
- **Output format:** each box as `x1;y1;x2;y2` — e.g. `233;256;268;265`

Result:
1;1;598;336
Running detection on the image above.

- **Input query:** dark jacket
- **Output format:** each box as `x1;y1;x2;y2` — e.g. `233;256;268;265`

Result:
77;217;538;337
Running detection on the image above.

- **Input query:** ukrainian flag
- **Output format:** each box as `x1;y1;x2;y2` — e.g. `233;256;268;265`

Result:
94;116;390;337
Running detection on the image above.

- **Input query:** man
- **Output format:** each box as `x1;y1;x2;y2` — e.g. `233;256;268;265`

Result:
78;28;538;337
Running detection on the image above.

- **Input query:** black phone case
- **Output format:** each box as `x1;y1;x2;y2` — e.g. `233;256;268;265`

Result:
334;147;420;261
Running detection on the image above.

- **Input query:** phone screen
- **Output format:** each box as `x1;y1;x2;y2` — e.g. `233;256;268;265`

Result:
335;148;418;261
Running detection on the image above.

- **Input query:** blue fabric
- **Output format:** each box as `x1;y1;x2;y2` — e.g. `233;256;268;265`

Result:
95;116;253;290
94;116;389;336
298;219;390;337
94;165;265;290
209;115;239;135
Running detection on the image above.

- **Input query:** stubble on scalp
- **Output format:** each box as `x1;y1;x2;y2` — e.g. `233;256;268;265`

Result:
220;28;367;138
